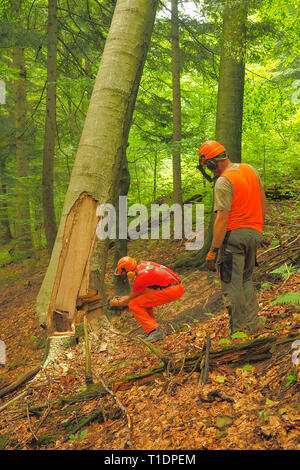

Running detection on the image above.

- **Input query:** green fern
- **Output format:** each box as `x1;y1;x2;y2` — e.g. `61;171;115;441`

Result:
270;264;298;280
272;292;300;306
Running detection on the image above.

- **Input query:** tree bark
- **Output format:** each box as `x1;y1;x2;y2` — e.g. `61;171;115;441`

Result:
12;7;33;259
175;1;248;268
42;0;58;257
113;154;131;296
171;0;183;206
0;160;12;244
215;0;247;163
36;0;159;332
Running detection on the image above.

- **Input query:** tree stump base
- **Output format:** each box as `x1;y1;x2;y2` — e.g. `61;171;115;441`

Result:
43;334;77;367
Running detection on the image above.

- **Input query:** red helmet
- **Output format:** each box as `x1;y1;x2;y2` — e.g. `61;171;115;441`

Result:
198;140;226;166
116;256;137;275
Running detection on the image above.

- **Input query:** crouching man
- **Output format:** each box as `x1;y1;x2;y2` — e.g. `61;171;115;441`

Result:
110;256;184;343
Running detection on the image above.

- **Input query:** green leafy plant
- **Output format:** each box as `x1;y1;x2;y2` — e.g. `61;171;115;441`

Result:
231;331;248;339
270;264;298;280
216;375;227;383
261;282;271;289
285;369;297;388
218;338;230;345
69;430;88;441
259;410;269;423
242;364;253;371
271;292;300;306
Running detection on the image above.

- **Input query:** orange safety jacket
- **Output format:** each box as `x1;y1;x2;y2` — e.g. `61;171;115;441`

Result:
129;262;184;334
221;163;263;234
132;261;181;295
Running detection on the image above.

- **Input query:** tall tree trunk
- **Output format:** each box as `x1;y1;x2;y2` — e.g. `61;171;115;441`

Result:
171;0;183;206
0;159;12;244
215;0;247;163
12;14;33;259
113;154;131;296
42;0;58;257
36;0;159;332
174;0;248;268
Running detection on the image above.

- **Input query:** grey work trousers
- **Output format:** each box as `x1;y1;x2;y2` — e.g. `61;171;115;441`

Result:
217;228;262;335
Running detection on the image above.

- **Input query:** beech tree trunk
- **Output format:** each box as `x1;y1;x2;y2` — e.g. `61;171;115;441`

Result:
215;0;247;163
171;0;183;206
42;0;58;257
113;154;131;296
36;0;159;333
174;1;248;268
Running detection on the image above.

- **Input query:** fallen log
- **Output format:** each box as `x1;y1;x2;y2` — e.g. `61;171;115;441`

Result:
0;366;41;400
9;333;299;414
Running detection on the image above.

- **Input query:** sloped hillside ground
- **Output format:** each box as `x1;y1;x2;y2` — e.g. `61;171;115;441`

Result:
0;200;299;451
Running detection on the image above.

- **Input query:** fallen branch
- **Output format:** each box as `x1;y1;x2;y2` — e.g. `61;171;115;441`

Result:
62;407;122;442
201;333;211;385
199;389;234;403
0;365;41;399
9;333;300;415
137;337;170;366
26;403;38;442
0;391;27;413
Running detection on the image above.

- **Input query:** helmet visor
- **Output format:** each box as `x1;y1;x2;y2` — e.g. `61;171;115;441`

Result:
204;158;218;171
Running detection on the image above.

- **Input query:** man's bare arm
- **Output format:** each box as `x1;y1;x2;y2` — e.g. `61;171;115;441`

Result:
211;210;230;248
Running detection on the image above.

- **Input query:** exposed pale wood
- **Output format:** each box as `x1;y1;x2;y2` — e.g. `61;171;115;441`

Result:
46;193;99;332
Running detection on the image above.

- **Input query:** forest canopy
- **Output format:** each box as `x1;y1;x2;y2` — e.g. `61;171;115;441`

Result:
0;0;299;263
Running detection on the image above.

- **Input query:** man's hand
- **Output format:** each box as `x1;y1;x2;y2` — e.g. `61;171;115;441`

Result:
109;295;130;309
206;248;219;271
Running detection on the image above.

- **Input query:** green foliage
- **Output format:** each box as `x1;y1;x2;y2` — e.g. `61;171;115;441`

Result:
231;331;248;339
218;338;230;345
261;282;271;289
242;364;253;371
270;264;298;280
271;292;300;306
259;410;269;423
69;430;88;441
284;368;297;388
0;0;298;257
216;375;227;383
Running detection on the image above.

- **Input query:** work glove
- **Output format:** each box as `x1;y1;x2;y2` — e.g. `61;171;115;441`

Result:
109;295;130;310
206;248;219;272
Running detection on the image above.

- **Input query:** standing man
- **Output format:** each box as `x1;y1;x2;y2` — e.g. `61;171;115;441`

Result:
198;140;266;336
110;257;184;342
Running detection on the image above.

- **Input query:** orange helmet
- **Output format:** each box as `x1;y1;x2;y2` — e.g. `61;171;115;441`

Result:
116;256;137;277
198;140;226;166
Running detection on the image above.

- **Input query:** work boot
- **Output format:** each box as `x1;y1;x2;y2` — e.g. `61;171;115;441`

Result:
146;327;165;343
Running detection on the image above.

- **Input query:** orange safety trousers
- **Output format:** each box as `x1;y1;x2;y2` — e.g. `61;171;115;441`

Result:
128;283;184;334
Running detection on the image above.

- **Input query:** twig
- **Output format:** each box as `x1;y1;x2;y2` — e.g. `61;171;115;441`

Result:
26;403;39;442
95;374;132;433
182;354;203;384
137;337;170;366
257;234;300;259
0;365;41;399
282;263;291;285
0;391;27;413
202;333;211;386
84;315;93;385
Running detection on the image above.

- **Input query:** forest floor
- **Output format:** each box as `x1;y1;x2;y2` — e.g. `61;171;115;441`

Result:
0;200;299;452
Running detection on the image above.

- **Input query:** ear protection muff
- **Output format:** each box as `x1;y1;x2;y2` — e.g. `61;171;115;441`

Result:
114;266;136;282
127;271;136;279
197;153;214;182
114;266;127;282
